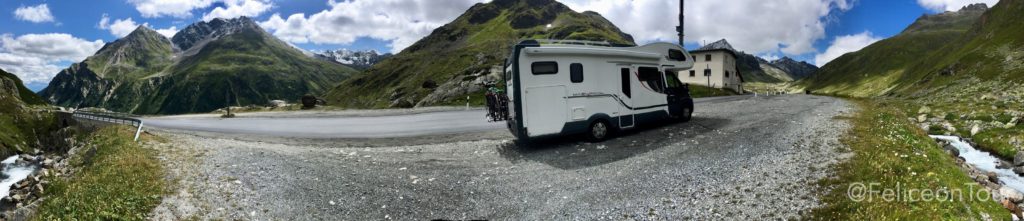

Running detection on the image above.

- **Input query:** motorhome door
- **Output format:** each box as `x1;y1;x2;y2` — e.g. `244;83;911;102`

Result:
618;67;635;128
525;85;567;136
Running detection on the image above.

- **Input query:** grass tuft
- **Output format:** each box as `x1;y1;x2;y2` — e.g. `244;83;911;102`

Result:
809;100;1007;220
36;126;166;221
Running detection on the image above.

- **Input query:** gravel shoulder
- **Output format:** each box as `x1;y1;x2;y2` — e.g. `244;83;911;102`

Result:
149;94;854;220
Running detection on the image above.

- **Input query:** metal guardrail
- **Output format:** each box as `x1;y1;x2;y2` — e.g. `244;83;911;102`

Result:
72;110;145;142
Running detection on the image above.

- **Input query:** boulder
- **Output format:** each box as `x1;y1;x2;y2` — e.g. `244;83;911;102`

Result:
918;106;931;114
942;144;960;156
1016;151;1024;166
300;95;318;109
1000;160;1013;169
971;124;982;136
988;172;1000;183
1003;186;1024;203
1014;166;1024;175
1005;199;1023;218
942;122;957;133
268;100;287;108
917;114;928;123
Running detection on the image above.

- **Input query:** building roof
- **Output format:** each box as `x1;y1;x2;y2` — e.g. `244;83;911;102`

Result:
690;39;738;58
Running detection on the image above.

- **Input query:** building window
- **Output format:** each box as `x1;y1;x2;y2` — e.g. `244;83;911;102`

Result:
725;71;730;78
705;54;712;61
689;70;696;77
531;62;558;75
570;63;583;83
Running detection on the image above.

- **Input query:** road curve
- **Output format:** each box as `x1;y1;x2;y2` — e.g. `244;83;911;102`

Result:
143;95;753;139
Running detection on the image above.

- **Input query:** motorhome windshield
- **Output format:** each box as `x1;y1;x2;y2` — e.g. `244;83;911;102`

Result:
665;72;684;89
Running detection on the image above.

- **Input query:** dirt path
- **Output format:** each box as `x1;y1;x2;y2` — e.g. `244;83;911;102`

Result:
149;94;854;220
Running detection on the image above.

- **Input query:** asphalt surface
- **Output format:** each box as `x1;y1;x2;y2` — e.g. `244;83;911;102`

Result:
142;95;754;139
148;94;854;220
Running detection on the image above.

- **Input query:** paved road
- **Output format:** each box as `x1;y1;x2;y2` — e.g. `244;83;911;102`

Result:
150;94;854;220
142;95;753;139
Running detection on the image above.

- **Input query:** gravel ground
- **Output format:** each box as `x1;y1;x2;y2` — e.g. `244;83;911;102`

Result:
148;94;854;220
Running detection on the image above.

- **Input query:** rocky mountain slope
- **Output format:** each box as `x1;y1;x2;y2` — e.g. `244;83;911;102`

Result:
801;3;990;96
699;39;818;83
0;68;53;155
323;0;635;108
314;49;392;70
39;17;358;115
771;57;818;79
1;69;46;106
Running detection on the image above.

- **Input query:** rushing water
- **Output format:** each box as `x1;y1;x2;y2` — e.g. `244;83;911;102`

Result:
931;135;1024;193
0;155;37;198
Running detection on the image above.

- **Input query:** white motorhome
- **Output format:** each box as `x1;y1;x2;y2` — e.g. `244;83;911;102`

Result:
502;40;696;142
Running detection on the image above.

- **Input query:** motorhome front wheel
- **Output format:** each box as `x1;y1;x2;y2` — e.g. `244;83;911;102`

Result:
588;120;610;142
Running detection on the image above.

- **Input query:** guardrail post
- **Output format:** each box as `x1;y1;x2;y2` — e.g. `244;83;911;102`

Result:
134;121;144;142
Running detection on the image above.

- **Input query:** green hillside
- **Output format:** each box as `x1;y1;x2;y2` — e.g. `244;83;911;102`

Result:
802;1;1024;159
0;69;46;105
801;4;989;97
39;17;358;115
0;68;55;155
324;0;635;108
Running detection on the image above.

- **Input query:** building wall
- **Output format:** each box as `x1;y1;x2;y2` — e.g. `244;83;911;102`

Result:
677;51;742;92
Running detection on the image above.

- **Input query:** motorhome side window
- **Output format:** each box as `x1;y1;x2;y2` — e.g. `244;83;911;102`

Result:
637;67;666;93
689;70;695;77
620;68;631;98
531;62;558;75
668;49;686;61
570;63;583;83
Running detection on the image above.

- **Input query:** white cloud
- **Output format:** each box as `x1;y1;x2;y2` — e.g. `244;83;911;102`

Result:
917;0;997;11
128;0;272;19
759;54;781;62
259;0;486;53
13;4;55;23
97;14;179;38
814;31;882;67
0;33;104;84
560;0;854;56
260;0;853;56
202;0;273;21
128;0;216;18
98;14;141;37
154;26;180;38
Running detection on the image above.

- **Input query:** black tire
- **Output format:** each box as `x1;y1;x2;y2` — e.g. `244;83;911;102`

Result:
587;120;611;142
680;108;692;122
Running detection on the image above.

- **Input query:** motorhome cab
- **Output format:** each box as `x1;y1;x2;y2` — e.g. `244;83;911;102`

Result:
503;40;695;142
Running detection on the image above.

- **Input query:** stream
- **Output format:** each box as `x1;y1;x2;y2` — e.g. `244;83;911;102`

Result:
931;135;1024;193
0;155;38;198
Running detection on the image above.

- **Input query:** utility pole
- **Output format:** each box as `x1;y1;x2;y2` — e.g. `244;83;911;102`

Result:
677;0;685;46
705;64;711;95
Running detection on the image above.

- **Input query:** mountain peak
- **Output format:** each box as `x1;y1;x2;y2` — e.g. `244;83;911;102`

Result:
959;3;989;12
125;25;163;39
902;3;988;34
171;16;264;51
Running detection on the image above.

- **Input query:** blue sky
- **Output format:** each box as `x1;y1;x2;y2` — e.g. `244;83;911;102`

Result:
0;0;997;91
